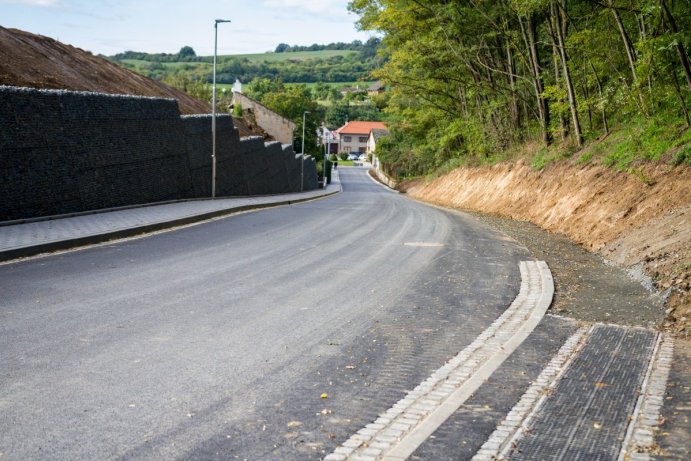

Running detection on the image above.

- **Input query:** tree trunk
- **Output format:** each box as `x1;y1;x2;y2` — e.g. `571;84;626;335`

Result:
662;0;691;90
552;0;583;146
506;40;521;134
608;0;638;83
590;61;609;135
670;67;691;127
520;14;551;144
551;35;568;140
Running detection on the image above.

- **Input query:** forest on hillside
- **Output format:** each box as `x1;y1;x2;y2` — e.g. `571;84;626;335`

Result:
349;0;691;176
107;38;383;84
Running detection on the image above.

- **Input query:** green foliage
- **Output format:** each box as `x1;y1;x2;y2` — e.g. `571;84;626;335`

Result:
602;112;691;169
161;74;211;102
178;46;196;58
672;144;691;165
252;82;322;156
348;0;691;177
232;102;243;118
338;152;349;161
109;39;382;85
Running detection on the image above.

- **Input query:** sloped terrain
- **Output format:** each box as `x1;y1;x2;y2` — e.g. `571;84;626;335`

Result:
0;27;269;138
0;27;211;114
403;160;690;336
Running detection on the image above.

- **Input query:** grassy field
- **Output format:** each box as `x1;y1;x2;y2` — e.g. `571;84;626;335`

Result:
220;50;357;62
215;81;377;91
119;50;356;66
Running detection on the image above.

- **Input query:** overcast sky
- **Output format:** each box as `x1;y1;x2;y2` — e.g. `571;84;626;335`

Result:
1;0;372;56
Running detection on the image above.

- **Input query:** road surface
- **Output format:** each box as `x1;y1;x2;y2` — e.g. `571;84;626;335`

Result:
1;167;548;460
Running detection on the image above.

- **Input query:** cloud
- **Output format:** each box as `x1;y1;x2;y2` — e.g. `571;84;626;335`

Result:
0;0;59;5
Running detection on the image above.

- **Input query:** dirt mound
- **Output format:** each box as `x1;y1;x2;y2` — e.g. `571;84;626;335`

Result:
0;26;210;115
403;161;690;336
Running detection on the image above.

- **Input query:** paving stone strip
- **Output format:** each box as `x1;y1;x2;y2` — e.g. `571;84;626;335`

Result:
471;324;593;461
324;260;554;461
504;324;658;461
618;335;675;461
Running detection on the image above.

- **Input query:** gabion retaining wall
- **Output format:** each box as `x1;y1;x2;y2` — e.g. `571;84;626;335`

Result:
0;86;316;221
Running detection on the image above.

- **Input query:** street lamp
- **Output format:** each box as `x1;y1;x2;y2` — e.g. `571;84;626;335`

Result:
212;18;231;199
300;110;310;192
322;122;330;189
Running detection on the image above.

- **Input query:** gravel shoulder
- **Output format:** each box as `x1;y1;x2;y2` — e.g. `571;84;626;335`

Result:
454;210;665;329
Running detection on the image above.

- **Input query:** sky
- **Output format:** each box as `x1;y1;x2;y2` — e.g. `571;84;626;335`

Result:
0;0;372;56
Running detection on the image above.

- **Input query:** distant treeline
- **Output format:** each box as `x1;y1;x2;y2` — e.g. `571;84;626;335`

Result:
213;54;379;84
274;38;380;55
109;46;202;63
108;39;383;85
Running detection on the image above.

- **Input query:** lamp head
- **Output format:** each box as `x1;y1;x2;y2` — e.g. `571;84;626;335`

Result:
215;19;231;24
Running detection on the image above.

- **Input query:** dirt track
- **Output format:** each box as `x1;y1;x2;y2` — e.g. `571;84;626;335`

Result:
403;160;690;336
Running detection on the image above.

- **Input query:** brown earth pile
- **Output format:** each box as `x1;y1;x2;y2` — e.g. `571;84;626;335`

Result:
0;27;267;137
403;160;690;335
0;26;213;113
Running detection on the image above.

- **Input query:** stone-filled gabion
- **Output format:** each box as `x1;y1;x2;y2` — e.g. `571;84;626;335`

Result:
0;86;318;221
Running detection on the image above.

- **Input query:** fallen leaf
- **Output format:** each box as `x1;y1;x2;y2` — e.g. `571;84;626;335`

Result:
593;423;602;429
287;421;302;428
321;393;328;399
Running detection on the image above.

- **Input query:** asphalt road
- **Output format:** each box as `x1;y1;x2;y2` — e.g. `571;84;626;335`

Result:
0;167;536;460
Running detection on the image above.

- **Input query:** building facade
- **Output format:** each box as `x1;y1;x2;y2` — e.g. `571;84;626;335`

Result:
335;121;387;154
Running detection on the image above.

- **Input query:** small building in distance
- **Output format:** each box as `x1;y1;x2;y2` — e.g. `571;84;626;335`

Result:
367;82;386;96
335;121;387;154
366;128;389;155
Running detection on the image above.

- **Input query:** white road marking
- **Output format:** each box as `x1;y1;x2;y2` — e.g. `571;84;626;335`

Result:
324;260;554;461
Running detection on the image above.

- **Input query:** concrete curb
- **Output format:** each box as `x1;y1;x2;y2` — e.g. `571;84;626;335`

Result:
366;168;400;193
0;189;339;263
326;261;554;461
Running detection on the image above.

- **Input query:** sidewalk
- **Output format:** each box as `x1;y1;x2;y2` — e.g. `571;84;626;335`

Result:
0;171;341;262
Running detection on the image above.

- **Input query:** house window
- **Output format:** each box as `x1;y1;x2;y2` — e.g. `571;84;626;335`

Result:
359;136;368;143
343;136;352;142
344;146;351;153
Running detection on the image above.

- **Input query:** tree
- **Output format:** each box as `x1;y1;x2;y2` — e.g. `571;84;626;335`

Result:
259;83;322;156
348;0;690;174
178;46;196;58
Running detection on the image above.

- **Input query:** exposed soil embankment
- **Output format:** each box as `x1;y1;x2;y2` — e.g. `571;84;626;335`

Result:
403;161;690;335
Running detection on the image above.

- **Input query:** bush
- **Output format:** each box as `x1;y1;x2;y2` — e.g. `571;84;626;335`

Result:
338;152;348;160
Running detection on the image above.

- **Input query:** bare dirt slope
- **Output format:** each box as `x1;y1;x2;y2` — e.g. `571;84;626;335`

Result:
0;26;211;115
403;161;690;336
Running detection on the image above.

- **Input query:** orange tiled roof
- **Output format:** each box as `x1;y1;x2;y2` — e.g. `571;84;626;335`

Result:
335;121;387;135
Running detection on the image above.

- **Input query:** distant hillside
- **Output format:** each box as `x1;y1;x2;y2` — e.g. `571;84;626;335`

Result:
108;39;382;85
0;27;211;115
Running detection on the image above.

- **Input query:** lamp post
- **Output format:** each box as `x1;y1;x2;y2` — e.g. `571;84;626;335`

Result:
300;110;310;192
212;18;231;199
323;122;329;189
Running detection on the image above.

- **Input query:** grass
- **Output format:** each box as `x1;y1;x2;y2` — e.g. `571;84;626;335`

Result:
287;81;376;89
118;50;356;65
223;50;357;62
600;113;691;170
